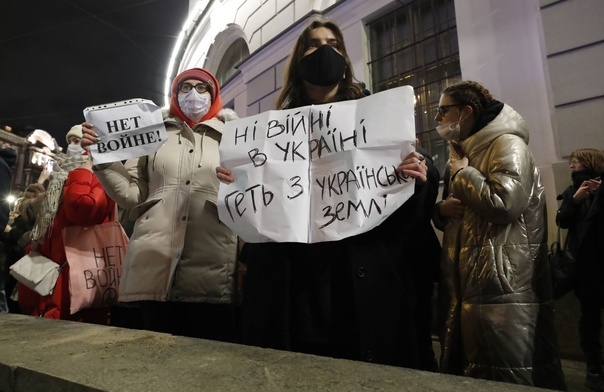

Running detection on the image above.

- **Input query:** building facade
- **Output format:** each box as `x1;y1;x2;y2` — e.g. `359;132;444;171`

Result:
0;128;61;203
170;0;604;358
173;0;603;244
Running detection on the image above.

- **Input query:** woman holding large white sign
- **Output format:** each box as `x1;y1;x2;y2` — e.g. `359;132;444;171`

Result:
81;68;240;341
217;19;428;368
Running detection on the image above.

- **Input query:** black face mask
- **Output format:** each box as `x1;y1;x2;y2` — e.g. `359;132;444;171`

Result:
298;45;346;87
572;169;597;189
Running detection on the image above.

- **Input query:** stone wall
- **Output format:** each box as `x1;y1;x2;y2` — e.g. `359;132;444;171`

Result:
0;313;541;392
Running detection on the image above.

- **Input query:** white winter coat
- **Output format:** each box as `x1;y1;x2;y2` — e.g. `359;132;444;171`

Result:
94;109;238;303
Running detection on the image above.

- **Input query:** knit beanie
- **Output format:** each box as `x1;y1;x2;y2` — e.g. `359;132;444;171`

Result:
66;124;83;143
169;68;223;126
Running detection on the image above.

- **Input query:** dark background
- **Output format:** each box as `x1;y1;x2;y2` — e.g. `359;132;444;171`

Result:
0;0;189;149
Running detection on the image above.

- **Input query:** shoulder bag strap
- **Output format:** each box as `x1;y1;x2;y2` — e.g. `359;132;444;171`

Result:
561;226;570;251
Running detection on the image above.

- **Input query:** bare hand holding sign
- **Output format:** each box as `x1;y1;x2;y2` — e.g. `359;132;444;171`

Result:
83;99;167;165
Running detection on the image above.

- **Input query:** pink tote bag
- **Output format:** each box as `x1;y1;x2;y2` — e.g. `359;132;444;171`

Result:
63;216;129;315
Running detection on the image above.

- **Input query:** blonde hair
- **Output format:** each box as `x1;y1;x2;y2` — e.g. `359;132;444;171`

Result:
570;149;604;174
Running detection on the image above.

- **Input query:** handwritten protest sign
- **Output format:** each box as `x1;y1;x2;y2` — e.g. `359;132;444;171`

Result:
218;86;416;243
83;99;167;165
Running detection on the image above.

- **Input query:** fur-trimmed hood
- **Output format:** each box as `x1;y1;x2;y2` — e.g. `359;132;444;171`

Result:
216;108;238;123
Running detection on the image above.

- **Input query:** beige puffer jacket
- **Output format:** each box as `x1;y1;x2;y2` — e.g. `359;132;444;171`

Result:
94;109;238;304
438;104;565;389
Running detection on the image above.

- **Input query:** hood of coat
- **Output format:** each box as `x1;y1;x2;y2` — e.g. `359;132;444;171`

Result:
216;108;238;123
460;104;528;162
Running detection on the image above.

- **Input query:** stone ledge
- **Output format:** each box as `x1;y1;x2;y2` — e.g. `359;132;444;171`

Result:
0;313;544;392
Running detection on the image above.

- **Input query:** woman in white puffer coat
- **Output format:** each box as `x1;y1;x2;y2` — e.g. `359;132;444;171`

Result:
82;68;239;341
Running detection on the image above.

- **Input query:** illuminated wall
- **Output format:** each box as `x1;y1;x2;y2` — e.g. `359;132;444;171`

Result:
174;0;603;243
0;128;60;197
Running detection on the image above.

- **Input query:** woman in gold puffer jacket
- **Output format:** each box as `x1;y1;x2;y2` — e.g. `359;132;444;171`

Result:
432;81;566;390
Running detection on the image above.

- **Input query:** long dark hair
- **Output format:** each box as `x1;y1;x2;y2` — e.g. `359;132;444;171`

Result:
275;18;363;109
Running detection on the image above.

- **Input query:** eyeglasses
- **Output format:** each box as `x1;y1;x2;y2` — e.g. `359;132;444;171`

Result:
569;159;580;165
178;82;211;94
436;104;459;116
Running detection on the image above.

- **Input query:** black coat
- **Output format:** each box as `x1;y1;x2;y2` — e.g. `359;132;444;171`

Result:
1;214;34;265
241;152;439;369
557;183;604;302
0;148;16;230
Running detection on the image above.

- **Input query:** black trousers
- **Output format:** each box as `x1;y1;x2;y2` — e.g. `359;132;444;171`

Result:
138;301;237;343
241;240;420;368
579;298;604;372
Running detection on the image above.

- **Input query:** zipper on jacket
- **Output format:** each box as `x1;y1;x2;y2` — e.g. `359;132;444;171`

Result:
198;131;205;168
151;151;158;172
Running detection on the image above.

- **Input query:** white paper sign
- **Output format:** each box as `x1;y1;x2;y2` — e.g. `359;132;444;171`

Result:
218;86;416;243
83;99;167;165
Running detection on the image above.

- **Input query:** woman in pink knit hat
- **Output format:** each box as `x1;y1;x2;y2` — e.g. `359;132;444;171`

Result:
81;68;240;341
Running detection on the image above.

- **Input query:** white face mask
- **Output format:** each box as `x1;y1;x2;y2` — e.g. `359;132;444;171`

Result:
178;90;211;122
436;121;461;142
66;143;84;157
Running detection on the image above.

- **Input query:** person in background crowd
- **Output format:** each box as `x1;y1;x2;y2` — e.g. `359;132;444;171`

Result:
0;146;16;312
18;151;114;324
432;80;566;389
216;18;428;368
556;148;604;391
1;183;45;313
0;146;16;232
81;68;240;342
65;124;84;156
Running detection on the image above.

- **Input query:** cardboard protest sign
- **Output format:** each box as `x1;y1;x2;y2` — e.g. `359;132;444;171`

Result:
83;99;167;165
218;86;416;243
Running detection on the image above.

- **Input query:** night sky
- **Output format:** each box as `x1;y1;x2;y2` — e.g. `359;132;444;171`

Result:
1;0;189;149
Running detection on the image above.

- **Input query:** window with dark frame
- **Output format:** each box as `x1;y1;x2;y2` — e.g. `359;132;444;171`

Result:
367;0;461;178
216;38;250;87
